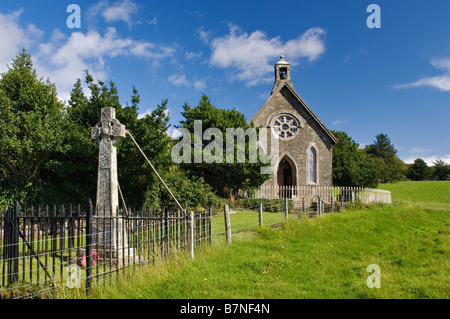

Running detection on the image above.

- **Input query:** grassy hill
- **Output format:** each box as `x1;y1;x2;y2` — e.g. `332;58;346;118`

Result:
379;181;450;209
57;182;449;299
379;181;450;203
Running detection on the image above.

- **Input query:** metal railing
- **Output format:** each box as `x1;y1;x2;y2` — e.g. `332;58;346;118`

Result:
0;200;211;298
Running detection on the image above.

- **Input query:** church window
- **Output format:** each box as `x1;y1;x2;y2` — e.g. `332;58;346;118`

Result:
309;147;317;183
272;114;300;140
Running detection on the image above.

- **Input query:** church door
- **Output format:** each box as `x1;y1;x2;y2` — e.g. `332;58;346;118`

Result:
277;158;294;198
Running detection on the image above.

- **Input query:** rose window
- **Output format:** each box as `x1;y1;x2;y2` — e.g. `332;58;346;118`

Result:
272;114;300;139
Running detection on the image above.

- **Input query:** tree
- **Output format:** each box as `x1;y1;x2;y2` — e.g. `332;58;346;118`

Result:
0;49;67;205
178;94;271;198
143;165;222;211
407;158;431;181
431;159;450;181
331;131;380;187
64;72;175;206
366;133;397;161
65;73;219;210
0;50;221;210
365;133;407;183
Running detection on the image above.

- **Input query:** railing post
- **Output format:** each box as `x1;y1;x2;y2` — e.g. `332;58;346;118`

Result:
164;208;169;256
258;202;263;226
208;208;212;246
189;211;194;260
7;202;20;285
302;198;306;216
284;197;288;220
317;196;321;216
224;205;232;245
85;199;93;294
13;202;19;284
331;189;334;212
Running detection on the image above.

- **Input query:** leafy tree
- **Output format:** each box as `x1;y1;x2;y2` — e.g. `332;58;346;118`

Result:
331;131;380;187
0;50;227;210
178;94;271;198
0;49;67;205
407;158;431;181
64;72;175;206
143;165;222;211
431;159;450;181
65;73;218;210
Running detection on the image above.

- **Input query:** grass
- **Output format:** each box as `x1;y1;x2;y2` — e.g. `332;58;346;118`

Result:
76;201;449;299
16;181;450;299
211;210;285;235
0;208;284;296
379;181;450;209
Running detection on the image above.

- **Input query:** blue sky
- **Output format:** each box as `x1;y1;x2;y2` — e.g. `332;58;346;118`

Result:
1;0;449;165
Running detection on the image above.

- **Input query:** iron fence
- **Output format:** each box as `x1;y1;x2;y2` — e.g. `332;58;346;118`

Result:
0;200;211;298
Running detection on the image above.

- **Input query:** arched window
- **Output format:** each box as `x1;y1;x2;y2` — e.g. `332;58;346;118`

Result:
309;147;317;183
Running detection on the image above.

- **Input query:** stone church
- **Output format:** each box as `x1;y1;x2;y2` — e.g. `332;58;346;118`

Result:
251;56;337;190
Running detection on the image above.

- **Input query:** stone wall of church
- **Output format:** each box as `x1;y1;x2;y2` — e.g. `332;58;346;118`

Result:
252;86;334;187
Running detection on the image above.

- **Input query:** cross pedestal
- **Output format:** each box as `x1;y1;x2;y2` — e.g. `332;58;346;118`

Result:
91;107;135;265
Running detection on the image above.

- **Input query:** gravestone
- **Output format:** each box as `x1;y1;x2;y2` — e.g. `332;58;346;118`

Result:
91;107;134;265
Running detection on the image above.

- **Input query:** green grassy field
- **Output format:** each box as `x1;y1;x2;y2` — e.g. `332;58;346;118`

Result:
47;181;449;299
379;181;450;209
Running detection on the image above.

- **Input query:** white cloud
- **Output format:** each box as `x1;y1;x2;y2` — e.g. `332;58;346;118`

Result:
403;155;450;166
197;26;212;44
394;76;450;92
0;10;43;72
35;27;175;101
168;74;189;86
193;79;206;90
87;0;139;27
410;146;434;154
431;58;450;72
258;92;269;100
168;128;183;140
146;17;158;26
168;73;206;90
394;58;450;92
138;107;170;122
208;25;326;86
103;0;138;25
401;146;449;166
332;119;347;125
137;108;152;119
0;5;174;102
185;51;203;60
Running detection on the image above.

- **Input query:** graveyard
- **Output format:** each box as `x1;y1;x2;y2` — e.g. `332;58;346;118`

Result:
0;1;449;305
53;181;450;299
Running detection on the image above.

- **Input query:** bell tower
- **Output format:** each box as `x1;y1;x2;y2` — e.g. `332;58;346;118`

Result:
271;55;292;94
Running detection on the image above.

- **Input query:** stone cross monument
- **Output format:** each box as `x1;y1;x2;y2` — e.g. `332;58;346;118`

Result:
91;107;131;263
91;107;126;215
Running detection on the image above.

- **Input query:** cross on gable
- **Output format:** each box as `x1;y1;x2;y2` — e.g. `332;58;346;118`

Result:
91;107;126;144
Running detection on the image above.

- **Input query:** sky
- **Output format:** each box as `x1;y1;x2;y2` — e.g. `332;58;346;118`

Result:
0;0;449;165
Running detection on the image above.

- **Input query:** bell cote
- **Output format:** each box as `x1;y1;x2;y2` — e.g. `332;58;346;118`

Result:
272;56;292;94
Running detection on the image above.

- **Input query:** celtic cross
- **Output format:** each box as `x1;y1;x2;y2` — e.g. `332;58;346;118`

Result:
91;107;126;215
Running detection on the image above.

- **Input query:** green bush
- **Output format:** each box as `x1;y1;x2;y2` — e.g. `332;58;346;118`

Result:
231;198;294;212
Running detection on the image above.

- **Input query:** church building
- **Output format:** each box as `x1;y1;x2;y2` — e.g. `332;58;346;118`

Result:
251;56;337;191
